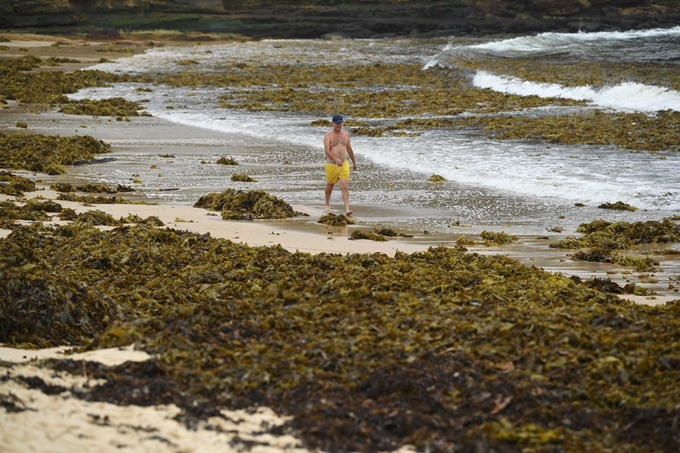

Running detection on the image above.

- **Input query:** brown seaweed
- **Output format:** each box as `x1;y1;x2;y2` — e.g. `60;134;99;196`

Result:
0;171;36;196
551;218;680;270
1;224;679;452
598;201;638;211
216;156;239;165
0;133;111;174
194;188;304;220
59;97;150;118
318;213;355;226
480;230;517;246
230;173;258;182
350;229;388;241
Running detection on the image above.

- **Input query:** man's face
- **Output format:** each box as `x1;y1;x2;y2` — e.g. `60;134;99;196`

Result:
333;121;343;131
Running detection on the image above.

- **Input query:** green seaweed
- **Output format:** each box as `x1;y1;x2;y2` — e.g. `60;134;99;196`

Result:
0;133;111;174
350;229;388;241
230;173;257;182
318;213;356;226
480;230;517;246
0;171;36;196
0;224;679;452
599;201;638;212
194;188;304;220
59;97;150;118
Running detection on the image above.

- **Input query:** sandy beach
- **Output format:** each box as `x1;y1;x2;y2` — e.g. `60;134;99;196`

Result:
0;35;425;453
2;33;680;453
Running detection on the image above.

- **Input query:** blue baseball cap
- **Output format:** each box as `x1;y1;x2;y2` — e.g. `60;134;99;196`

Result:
332;114;343;124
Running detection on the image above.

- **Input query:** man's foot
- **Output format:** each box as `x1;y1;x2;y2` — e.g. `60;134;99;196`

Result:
324;206;331;214
345;210;353;217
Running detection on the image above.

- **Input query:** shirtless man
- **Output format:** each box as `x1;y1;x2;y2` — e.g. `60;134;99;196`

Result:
324;114;357;216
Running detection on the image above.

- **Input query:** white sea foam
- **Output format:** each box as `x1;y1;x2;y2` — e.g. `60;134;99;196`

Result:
472;71;680;112
468;26;680;57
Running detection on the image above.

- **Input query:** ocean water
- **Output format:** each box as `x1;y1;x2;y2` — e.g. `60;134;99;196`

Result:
66;27;680;235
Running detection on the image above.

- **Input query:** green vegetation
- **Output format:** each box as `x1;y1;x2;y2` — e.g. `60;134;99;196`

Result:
551;218;680;272
59;97;150;118
230;173;257;182
194;188;304;220
0;132;111;175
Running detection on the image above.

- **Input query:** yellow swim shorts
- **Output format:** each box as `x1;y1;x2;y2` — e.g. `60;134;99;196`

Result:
325;161;350;184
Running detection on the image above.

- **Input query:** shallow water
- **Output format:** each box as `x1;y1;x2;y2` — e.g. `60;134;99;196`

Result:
59;29;680;236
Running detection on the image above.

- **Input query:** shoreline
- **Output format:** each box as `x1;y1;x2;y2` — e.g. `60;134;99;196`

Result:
1;34;678;304
2;33;680;453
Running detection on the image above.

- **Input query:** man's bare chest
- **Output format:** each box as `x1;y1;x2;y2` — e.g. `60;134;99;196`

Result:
330;133;347;148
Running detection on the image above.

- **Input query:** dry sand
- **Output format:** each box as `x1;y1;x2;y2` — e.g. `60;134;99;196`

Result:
1;32;679;453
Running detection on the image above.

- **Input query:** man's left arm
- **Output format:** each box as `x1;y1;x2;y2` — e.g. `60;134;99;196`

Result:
346;135;357;170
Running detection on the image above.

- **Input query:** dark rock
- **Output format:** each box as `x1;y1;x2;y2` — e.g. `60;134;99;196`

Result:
0;1;678;38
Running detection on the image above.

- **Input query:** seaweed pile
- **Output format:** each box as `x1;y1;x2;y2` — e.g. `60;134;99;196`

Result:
0;171;35;196
551;218;680;272
480;230;517;246
216;156;239;165
598;201;638;212
1;224;679;452
230;172;258;182
194;188;305;220
318;213;356;226
459;110;680;153
0;55;139;105
351;226;414;241
59;97;150;119
0;197;163;230
0;132;111;174
55;192;149;205
0;199;58;228
50;182;135;194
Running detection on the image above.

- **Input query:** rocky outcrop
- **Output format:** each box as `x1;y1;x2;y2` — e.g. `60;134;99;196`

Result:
0;0;678;38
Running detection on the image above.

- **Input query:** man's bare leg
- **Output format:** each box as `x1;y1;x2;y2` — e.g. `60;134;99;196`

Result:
325;183;334;213
339;178;352;216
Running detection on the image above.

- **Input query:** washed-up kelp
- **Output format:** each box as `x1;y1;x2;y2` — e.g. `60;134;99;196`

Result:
1;224;679;452
348;226;413;241
481;230;517;246
205;63;579;119
350;229;388;241
194;188;304;220
0;132;111;174
0;199;62;224
599;201;638;211
56;192;148;205
230;173;257;182
0;225;116;346
120;214;164;226
0;171;35;196
551;218;679;272
67;209;118;226
318;213;355;226
0;56;140;104
59;97;150;118
50;182;135;193
216;156;238;165
459;110;680;153
553;218;680;250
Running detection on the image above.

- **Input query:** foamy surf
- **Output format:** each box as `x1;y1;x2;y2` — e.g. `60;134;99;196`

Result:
472;71;680;112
